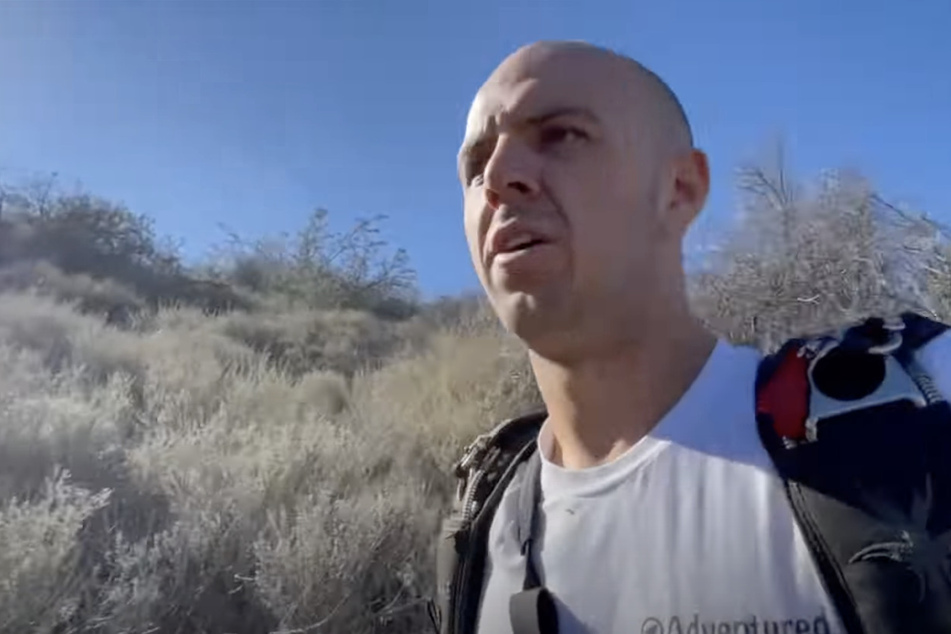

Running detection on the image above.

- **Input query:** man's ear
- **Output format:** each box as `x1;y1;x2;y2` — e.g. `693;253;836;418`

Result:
666;149;710;234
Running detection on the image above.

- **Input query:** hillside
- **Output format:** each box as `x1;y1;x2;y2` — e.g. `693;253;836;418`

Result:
0;164;948;633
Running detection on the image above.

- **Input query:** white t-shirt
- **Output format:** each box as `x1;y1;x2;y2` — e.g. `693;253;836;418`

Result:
475;332;951;634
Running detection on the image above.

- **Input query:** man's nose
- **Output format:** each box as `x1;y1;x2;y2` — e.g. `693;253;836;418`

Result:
483;137;541;209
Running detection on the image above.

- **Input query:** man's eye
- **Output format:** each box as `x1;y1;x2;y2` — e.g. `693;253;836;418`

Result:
540;125;588;147
465;160;486;185
462;145;492;185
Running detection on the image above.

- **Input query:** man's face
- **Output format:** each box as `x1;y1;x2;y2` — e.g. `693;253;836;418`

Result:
459;44;682;359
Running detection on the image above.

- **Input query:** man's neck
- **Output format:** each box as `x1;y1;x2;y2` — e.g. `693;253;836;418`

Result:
530;310;717;470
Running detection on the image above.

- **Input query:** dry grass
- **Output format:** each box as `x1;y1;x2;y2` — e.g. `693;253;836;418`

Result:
0;260;144;322
0;289;534;633
0;165;946;633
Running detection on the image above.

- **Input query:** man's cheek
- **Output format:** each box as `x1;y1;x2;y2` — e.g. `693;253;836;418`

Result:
462;210;482;260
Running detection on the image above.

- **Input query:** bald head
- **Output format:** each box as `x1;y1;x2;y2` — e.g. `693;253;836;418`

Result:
460;40;710;361
473;41;694;157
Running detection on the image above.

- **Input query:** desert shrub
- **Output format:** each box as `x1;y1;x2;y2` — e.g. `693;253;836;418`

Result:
0;213;36;266
0;342;135;505
0;289;451;632
0;260;144;325
250;482;439;633
0;470;111;633
206;208;419;319
0;184;183;300
0;291;148;385
0;177;256;316
0;156;947;633
351;322;540;504
216;307;402;378
924;242;951;317
0;340;151;633
690;162;948;350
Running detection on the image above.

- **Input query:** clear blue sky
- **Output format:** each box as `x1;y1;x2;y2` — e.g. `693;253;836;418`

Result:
2;0;949;299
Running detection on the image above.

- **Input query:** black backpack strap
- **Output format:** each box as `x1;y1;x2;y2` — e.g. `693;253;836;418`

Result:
435;411;547;634
509;450;560;634
755;312;951;634
510;588;558;634
515;450;544;590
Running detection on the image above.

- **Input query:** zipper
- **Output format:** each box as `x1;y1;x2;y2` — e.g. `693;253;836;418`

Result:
451;468;486;634
461;454;489;520
449;439;538;634
443;430;492;634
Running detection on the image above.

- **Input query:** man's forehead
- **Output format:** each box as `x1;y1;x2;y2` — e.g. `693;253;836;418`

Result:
464;60;614;139
464;43;649;129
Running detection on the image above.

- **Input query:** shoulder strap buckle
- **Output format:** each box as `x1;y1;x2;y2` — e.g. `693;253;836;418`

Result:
803;316;937;442
805;347;926;442
759;314;946;444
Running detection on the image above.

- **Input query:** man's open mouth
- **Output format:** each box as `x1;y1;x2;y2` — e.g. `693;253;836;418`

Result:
502;237;547;253
489;222;556;263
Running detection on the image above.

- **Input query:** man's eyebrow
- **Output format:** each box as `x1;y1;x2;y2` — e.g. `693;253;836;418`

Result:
457;136;491;167
524;106;601;126
457;106;601;167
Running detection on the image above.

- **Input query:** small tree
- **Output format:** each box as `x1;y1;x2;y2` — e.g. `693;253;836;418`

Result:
690;155;947;351
208;209;418;318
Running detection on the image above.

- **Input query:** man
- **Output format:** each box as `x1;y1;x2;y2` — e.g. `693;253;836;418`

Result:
452;40;951;633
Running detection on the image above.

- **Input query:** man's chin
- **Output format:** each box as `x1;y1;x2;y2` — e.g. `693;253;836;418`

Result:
494;291;572;345
493;290;543;326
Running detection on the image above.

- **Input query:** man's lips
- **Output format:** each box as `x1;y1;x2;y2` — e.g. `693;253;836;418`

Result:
487;223;554;261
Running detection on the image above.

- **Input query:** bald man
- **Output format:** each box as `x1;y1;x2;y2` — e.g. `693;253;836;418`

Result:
441;40;951;634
